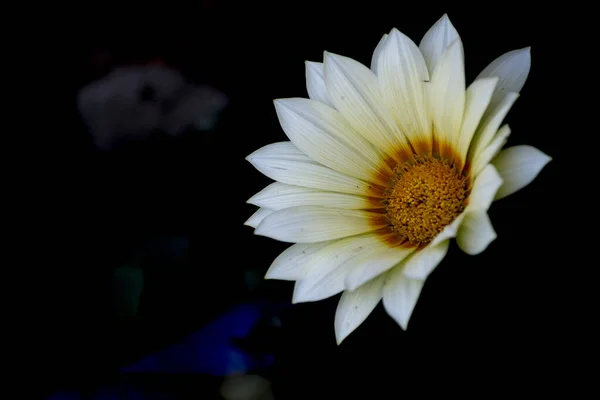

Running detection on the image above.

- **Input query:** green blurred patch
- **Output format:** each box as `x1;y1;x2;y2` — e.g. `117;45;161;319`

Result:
113;265;144;319
244;269;265;292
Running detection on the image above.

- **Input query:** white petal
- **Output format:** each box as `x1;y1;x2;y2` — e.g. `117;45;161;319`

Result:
371;34;389;72
476;47;531;110
383;266;424;329
456;210;496;255
419;14;459;75
292;233;389;303
265;241;333;281
344;245;415;291
427;39;465;157
430;212;466;247
323;52;411;162
255;205;387;243
377;28;431;152
403;240;449;280
244;208;273;228
248;182;382;211
246;142;377;196
470;124;511;177
335;274;385;344
491;145;552;200
306;61;333;107
274;98;392;185
467;163;504;212
468;93;519;164
458;77;498;166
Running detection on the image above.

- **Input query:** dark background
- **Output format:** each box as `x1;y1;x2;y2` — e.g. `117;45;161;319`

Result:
43;2;567;398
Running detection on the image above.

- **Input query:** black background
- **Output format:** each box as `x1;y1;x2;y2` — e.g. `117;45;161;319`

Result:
43;2;570;398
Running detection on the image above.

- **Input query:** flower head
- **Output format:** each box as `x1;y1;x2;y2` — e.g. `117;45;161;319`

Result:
245;14;551;344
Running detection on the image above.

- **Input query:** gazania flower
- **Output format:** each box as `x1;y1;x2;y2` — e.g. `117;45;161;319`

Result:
245;14;550;344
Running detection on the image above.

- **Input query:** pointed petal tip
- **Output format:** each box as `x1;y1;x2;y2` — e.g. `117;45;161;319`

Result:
389;27;401;35
536;150;553;166
253;225;266;237
383;297;411;329
438;13;451;24
394;317;408;331
335;331;348;345
438;13;455;27
290;294;302;305
253;218;269;235
273;98;286;107
537;147;553;162
517;46;531;55
387;27;411;43
323;50;343;62
263;270;277;280
517;46;532;62
243;217;259;228
245;150;258;162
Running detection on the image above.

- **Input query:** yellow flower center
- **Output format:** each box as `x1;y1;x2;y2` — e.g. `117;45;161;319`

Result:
384;155;468;246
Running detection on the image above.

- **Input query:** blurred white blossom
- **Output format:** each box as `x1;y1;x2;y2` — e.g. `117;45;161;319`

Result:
220;374;275;400
78;65;228;149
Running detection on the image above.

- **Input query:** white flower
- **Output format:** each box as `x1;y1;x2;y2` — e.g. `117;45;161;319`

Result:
245;14;551;344
77;65;228;150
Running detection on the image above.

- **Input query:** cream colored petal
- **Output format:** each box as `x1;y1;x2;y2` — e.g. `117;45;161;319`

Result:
377;28;431;152
246;142;377;196
244;208;273;228
467;163;503;211
265;240;333;281
248;182;383;211
255;205;387;243
419;14;459;76
344;245;415;291
383;265;424;329
456;210;496;255
323;51;411;163
306;61;333;107
371;34;389;72
458;77;498;167
430;212;466;247
471;124;511;177
491;145;552;200
274;98;391;185
476;47;531;110
468;92;519;164
335;274;385;344
403;240;449;280
427;39;465;157
292;233;390;303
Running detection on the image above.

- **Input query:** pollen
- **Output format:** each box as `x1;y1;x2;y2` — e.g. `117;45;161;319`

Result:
384;155;468;246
